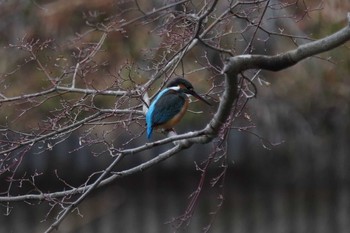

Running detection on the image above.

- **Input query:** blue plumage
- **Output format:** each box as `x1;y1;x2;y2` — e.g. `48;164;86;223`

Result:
145;77;211;139
146;88;169;138
146;88;185;138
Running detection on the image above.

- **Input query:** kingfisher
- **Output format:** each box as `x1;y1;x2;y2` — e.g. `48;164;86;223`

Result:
146;77;211;139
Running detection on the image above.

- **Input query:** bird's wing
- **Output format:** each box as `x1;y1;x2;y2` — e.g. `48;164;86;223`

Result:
152;91;185;127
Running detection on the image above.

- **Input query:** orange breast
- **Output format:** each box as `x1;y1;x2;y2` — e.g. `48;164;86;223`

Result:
157;98;189;130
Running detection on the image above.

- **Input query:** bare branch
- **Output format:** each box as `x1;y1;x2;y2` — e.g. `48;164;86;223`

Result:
224;14;350;73
1;12;350;204
43;152;124;233
1;2;350;232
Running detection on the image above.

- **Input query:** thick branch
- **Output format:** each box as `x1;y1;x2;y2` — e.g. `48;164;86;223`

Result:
186;12;350;145
1;13;350;213
0;132;195;202
224;13;350;73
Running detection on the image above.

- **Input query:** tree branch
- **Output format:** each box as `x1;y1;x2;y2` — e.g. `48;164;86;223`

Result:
1;6;350;232
2;12;350;204
0;131;202;202
224;13;350;73
175;12;350;146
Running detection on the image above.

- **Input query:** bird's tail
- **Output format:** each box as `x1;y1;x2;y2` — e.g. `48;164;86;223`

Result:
147;126;153;139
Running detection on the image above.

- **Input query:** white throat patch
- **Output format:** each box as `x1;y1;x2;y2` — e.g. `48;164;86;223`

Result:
168;85;181;91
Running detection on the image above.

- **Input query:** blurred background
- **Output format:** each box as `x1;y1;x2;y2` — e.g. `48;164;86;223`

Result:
0;0;350;232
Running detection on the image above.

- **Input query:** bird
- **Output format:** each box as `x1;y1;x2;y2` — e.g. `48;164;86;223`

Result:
146;77;211;139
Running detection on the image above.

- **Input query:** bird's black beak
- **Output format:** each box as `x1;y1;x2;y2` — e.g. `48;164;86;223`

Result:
187;89;212;106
